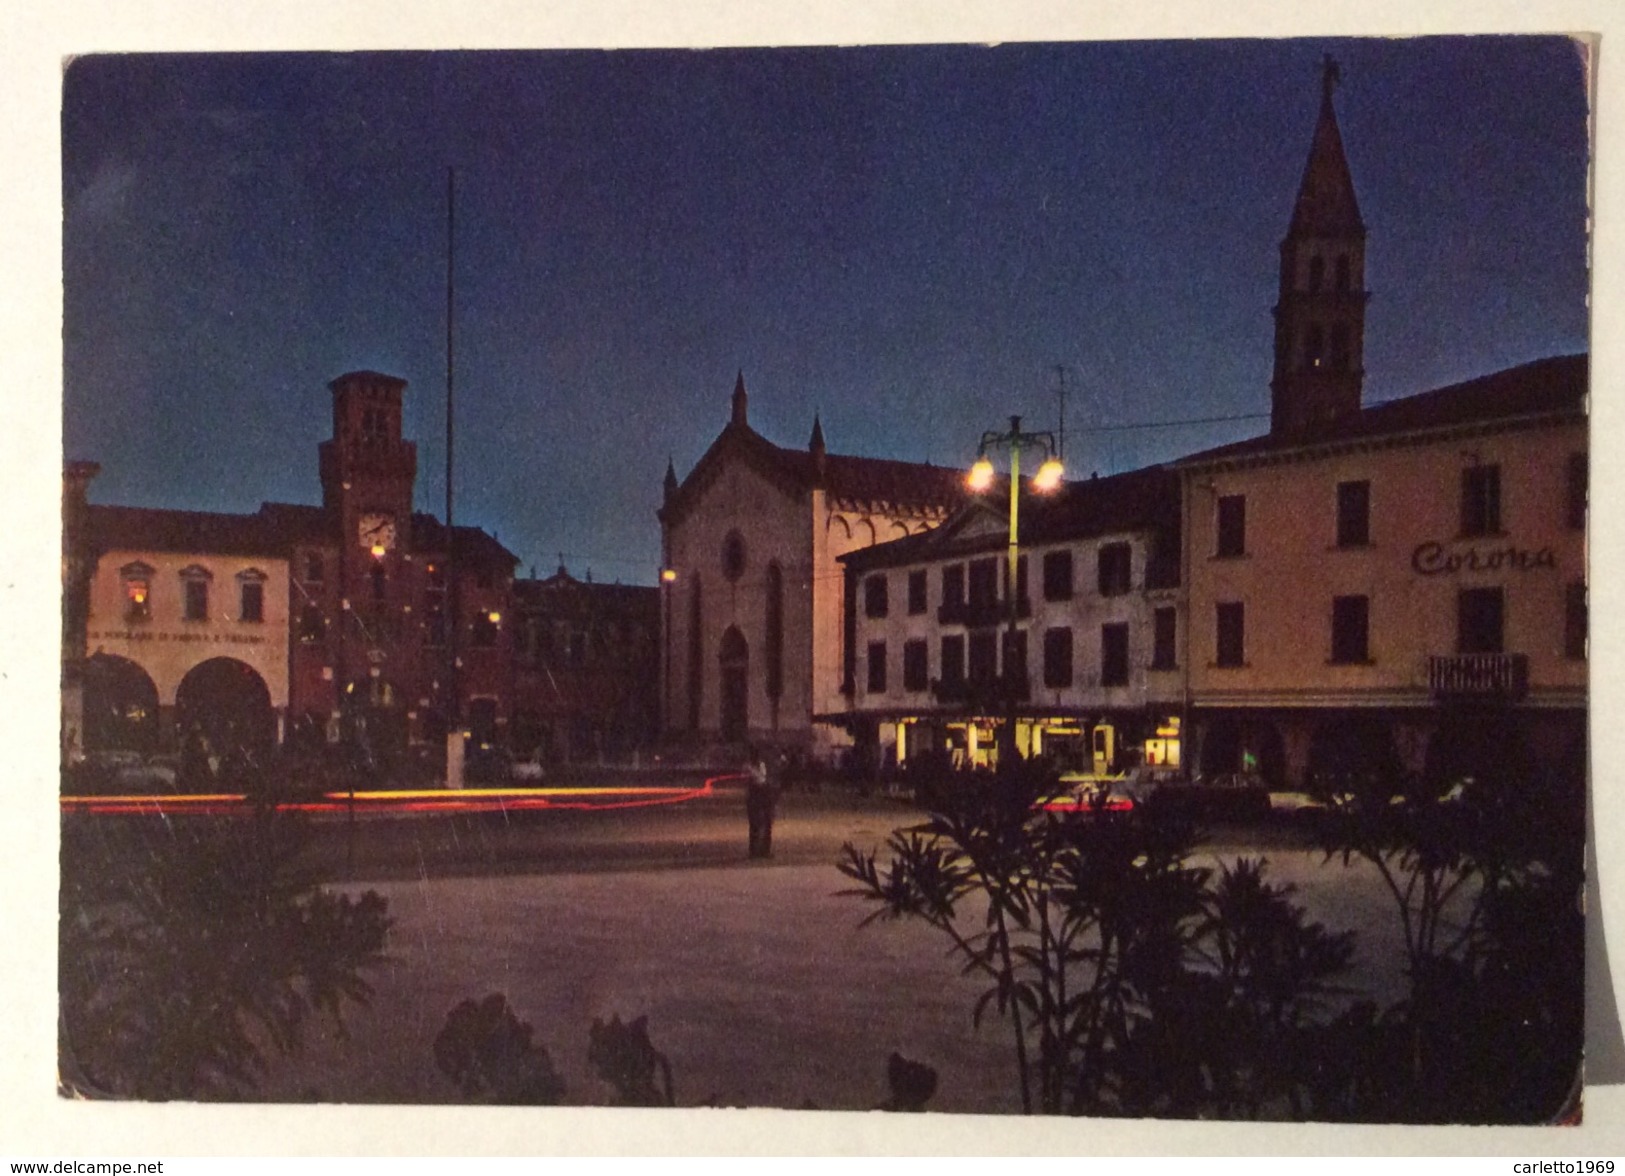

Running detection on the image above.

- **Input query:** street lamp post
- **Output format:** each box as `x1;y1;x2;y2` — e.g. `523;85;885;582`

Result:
968;415;1064;772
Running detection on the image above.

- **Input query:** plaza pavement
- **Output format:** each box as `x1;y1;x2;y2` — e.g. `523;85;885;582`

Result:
253;792;1416;1112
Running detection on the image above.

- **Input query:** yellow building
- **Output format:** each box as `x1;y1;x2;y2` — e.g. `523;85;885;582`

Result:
1176;58;1586;794
79;505;292;754
1180;355;1586;791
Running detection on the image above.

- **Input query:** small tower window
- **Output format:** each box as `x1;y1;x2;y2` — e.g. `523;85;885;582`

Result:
1305;323;1326;369
371;564;387;601
1335;254;1352;292
1307;255;1325;292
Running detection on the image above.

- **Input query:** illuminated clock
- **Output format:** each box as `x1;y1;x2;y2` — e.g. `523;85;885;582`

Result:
358;512;397;553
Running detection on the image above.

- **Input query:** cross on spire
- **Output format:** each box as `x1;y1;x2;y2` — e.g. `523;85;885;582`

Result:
1322;52;1342;104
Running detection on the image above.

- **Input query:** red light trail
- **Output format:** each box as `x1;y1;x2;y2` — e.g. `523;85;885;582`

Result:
61;777;740;818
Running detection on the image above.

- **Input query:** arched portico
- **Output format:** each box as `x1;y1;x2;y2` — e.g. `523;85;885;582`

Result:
82;653;160;753
176;657;274;753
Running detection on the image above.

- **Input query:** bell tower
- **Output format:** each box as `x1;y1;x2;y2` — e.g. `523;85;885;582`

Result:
318;370;418;557
1271;55;1368;437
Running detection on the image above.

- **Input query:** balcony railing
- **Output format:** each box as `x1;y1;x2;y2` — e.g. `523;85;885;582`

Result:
1427;653;1529;700
937;597;1031;627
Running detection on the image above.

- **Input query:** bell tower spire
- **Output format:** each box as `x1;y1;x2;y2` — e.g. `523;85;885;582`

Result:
1270;54;1368;437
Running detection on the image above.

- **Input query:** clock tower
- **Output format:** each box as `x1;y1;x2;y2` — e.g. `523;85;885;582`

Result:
317;371;420;721
319;370;418;552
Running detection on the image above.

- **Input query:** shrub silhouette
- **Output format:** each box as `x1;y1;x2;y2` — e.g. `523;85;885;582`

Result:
588;1013;675;1106
59;804;391;1100
433;993;566;1104
839;762;1353;1117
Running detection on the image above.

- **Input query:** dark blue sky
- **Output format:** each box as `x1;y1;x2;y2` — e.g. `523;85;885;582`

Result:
62;37;1590;583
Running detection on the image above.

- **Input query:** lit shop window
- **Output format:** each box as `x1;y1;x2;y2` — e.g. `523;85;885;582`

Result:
121;562;154;622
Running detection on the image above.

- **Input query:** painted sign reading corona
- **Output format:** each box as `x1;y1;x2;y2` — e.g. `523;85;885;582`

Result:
1410;541;1558;576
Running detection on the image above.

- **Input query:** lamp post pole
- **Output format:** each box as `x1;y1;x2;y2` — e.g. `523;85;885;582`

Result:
969;415;1062;774
1004;416;1022;770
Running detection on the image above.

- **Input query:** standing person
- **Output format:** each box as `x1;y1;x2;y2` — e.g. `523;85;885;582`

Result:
180;723;213;793
759;751;783;857
745;747;770;859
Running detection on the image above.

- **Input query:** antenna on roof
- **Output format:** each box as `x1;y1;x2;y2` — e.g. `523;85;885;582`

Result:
1055;364;1068;461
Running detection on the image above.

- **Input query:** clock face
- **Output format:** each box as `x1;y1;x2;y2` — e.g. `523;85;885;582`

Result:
359;512;397;552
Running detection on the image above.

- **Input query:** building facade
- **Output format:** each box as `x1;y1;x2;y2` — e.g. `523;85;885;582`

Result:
1179;356;1587;792
833;466;1184;776
657;374;964;760
510;565;659;764
1175;60;1587;793
71;370;532;768
78;505;291;756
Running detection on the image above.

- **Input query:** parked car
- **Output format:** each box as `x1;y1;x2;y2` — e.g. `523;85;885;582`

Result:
68;750;179;794
1039;774;1142;815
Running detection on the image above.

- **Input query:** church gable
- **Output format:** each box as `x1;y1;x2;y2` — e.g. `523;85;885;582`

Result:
660;426;806;529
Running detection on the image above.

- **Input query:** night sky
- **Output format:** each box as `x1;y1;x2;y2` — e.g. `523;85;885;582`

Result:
62;37;1590;584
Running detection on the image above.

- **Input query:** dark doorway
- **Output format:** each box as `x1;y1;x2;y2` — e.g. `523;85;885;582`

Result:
82;653;160;753
175;657;274;754
1307;714;1402;796
719;625;749;744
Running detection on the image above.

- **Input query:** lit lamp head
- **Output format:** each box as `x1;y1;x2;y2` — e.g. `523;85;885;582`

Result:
370;544;387;559
1033;456;1065;493
487;610;502;625
660;567;678;583
967;456;996;492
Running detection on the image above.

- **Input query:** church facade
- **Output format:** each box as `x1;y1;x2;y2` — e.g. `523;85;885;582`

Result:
657;375;964;760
